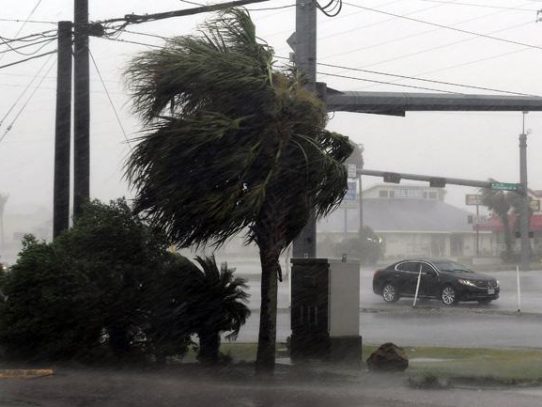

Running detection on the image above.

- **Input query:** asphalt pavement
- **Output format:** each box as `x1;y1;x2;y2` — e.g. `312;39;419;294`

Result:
237;267;542;348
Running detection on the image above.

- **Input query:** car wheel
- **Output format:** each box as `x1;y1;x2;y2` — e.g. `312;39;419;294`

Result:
478;299;492;305
382;282;399;303
441;285;457;306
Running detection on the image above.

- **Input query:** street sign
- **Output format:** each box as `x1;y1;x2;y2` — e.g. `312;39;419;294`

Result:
465;194;483;206
490;182;522;192
344;181;357;201
530;199;540;212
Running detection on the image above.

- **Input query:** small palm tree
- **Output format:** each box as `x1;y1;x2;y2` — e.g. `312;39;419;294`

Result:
188;256;250;364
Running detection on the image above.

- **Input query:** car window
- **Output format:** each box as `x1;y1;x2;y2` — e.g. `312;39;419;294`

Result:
396;262;420;272
421;263;437;275
432;260;473;273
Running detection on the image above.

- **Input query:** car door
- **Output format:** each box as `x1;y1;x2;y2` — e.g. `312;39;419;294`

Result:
394;261;420;296
419;262;440;298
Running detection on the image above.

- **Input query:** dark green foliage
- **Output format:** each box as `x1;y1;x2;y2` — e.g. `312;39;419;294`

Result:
0;235;101;360
0;199;250;364
125;8;352;373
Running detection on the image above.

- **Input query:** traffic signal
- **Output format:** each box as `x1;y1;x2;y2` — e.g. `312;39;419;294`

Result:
429;177;446;188
383;172;401;184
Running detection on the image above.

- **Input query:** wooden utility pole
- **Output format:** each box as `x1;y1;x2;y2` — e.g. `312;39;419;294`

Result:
53;21;73;238
74;0;90;218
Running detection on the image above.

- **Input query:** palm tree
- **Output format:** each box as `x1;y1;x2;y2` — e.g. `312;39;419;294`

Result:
481;185;513;259
125;8;352;373
188;256;250;364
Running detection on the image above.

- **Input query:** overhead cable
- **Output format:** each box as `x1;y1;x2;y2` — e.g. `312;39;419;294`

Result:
89;49;131;147
0;54;54;130
0;56;55;145
318;71;463;94
342;2;542;52
0;50;57;71
316;61;541;97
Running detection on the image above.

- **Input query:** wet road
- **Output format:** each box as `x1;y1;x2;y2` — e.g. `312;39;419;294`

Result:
1;367;542;407
238;268;542;348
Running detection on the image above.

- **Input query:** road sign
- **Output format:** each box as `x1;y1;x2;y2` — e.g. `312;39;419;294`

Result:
344;181;357;201
490;182;522;192
465;194;483;206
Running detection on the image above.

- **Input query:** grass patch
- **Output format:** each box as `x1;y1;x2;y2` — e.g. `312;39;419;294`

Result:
192;342;542;387
396;345;542;387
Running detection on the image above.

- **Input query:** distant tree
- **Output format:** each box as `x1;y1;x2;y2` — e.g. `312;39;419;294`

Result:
481;182;537;261
330;226;382;265
481;187;514;259
125;9;352;373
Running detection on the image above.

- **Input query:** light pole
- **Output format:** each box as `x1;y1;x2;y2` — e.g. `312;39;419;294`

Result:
519;112;530;271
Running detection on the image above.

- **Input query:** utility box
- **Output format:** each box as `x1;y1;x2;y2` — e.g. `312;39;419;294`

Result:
290;258;361;364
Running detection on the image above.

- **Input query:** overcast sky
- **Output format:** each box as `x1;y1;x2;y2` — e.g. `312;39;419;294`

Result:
2;0;542;222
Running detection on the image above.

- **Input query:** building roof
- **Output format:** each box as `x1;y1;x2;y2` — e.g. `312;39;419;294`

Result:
363;198;473;233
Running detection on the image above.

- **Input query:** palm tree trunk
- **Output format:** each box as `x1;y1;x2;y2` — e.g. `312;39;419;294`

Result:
256;243;280;374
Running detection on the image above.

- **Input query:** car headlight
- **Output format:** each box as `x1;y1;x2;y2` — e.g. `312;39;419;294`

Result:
458;279;477;287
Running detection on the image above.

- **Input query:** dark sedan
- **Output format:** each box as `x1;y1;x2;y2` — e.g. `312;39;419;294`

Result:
373;259;500;305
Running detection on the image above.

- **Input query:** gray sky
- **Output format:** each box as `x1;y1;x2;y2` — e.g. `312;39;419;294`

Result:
1;0;542;219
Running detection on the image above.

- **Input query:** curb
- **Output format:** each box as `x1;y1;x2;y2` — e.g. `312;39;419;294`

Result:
0;369;54;379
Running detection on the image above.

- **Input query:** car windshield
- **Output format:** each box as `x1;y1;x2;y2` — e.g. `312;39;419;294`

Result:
432;261;474;273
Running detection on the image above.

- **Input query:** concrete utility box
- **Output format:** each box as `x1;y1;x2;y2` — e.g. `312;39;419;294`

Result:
290;258;361;364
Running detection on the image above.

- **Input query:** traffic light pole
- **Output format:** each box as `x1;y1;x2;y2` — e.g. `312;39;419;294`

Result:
292;0;318;258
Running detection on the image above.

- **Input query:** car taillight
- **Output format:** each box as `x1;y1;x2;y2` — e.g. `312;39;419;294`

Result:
373;269;383;279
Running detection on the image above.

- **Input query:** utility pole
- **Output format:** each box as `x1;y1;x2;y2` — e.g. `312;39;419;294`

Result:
519;112;530;271
74;0;90;218
292;0;318;258
53;21;73;238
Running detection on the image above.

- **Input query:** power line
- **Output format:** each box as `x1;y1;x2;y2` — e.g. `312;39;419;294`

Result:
0;18;57;25
314;71;464;94
0;0;45;63
0;37;56;56
0;30;58;45
418;0;538;12
321;0;534;57
0;37;56;57
0;56;55;145
342;1;542;52
88;49;131;147
328;19;534;69
97;35;165;49
316;61;541;97
99;0;271;25
0;50;57;71
0;54;54;130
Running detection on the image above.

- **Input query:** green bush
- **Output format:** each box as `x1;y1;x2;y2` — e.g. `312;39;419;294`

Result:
0;235;101;361
0;199;250;365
